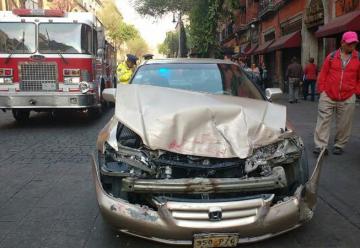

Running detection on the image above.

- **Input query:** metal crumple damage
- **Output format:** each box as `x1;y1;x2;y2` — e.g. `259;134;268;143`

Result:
244;137;303;174
296;149;326;222
127;206;159;222
110;203;158;222
114;84;287;159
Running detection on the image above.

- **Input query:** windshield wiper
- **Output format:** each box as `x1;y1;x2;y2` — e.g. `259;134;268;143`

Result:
5;31;25;64
46;29;68;64
57;50;68;64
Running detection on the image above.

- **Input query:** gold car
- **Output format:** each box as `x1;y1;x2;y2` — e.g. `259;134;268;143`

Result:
92;59;325;247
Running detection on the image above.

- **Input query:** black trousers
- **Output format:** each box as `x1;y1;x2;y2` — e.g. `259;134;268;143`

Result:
303;79;316;101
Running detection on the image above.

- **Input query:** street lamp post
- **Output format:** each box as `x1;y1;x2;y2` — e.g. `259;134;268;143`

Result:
250;23;256;65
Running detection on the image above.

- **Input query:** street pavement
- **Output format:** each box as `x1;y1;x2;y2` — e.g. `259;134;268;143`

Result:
0;99;359;248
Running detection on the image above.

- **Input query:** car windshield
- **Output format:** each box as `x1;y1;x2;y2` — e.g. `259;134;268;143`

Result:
132;63;263;100
0;23;36;53
38;23;93;54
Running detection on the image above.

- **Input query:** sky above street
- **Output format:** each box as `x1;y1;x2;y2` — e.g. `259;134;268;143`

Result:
116;0;176;52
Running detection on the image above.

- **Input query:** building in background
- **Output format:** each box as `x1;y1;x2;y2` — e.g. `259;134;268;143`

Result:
218;0;360;90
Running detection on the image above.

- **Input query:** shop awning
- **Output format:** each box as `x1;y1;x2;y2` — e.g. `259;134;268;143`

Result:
245;44;258;55
316;10;360;38
253;40;274;55
268;31;301;52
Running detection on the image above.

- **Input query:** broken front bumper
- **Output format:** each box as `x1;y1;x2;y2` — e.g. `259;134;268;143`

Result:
91;150;325;245
0;92;99;109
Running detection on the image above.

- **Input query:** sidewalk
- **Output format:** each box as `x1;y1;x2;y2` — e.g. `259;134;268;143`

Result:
276;94;360;246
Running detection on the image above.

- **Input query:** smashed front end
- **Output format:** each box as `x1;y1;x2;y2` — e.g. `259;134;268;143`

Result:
92;117;325;245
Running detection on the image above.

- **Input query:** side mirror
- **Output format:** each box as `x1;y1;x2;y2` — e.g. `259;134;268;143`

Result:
265;88;283;101
103;88;116;103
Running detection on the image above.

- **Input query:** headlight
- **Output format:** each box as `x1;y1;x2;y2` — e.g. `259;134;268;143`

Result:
102;142;155;177
245;137;304;173
79;81;90;94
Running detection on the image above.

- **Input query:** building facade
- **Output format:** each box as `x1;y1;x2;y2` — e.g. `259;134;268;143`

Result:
219;0;360;89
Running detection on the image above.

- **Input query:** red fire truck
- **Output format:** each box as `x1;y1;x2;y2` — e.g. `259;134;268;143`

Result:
0;9;114;122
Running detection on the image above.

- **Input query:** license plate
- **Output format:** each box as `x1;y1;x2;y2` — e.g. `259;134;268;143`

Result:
193;233;239;248
42;83;56;91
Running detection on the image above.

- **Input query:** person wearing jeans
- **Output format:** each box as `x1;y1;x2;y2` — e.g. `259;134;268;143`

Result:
303;57;317;101
314;31;360;155
286;57;303;103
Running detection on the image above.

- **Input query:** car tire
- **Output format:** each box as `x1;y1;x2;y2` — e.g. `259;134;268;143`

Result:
12;109;30;123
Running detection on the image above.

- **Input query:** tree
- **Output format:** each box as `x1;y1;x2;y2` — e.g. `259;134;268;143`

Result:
125;37;149;58
98;0;139;52
133;0;225;57
188;0;224;57
47;0;78;12
132;0;192;17
158;31;179;57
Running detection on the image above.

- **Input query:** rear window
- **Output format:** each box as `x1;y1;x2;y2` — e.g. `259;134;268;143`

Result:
131;63;263;100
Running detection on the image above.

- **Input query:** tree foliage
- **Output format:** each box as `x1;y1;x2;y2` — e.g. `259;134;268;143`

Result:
158;31;179;57
98;0;139;50
48;0;78;11
131;0;192;17
125;37;150;58
188;0;223;57
133;0;226;57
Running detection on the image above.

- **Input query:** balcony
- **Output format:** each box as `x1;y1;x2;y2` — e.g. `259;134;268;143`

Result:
259;0;279;19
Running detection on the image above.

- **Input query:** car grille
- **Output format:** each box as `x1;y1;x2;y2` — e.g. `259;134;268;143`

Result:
19;63;58;92
163;195;274;227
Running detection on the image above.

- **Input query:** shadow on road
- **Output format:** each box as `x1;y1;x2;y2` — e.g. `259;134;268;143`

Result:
0;108;113;130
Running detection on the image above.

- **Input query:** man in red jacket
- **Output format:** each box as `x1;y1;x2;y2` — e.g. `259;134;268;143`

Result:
314;31;360;155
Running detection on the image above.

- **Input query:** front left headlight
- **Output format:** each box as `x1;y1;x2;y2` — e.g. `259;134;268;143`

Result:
245;136;304;173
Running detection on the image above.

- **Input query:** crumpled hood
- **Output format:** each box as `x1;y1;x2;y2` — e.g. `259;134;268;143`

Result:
114;84;287;159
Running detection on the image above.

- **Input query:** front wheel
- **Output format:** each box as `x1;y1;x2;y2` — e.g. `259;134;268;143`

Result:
12;109;30;123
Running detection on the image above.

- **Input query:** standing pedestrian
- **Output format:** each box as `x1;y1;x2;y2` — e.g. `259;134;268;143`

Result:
303;57;318;101
313;31;360;155
261;62;269;89
286;57;303;103
251;63;261;87
117;54;138;84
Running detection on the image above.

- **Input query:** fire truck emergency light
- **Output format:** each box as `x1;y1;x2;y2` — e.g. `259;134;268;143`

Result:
12;9;65;17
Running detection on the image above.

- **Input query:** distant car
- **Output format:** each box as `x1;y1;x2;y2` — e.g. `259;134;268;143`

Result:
92;59;325;247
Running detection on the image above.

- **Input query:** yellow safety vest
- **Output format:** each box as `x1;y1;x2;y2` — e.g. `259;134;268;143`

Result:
117;62;133;84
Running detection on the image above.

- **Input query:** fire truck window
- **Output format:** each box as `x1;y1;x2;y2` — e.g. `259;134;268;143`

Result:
38;23;92;54
81;25;93;54
93;30;98;55
0;23;36;53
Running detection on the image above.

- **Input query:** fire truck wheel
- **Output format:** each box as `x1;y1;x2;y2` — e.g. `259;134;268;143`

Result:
12;109;30;123
88;107;102;119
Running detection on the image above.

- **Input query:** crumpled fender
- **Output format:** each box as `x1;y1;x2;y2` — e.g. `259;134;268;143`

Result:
296;148;326;221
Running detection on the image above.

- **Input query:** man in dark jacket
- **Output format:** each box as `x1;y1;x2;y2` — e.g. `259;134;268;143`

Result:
286;57;303;103
314;31;360;155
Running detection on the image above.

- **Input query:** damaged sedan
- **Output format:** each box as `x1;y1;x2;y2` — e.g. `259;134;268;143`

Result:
92;59;325;247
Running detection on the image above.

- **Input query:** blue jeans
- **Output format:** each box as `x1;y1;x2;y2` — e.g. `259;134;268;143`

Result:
303;80;316;101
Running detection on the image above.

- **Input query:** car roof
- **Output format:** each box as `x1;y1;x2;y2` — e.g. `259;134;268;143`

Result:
143;58;236;65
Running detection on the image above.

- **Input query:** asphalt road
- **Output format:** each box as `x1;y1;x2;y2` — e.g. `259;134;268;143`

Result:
0;99;359;248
